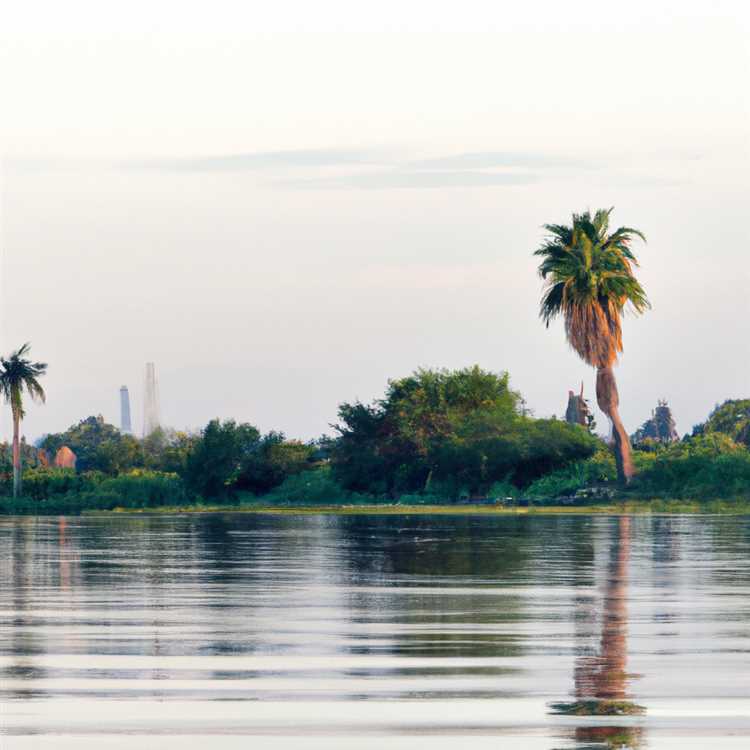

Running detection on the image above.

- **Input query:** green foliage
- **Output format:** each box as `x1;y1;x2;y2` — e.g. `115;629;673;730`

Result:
331;366;598;498
693;399;750;448
184;419;261;498
526;447;616;499
40;416;143;473
142;428;198;473
486;479;519;500
0;343;47;419
633;434;750;499
40;420;199;477
184;420;316;499
534;208;648;368
526;463;587;499
91;470;187;508
1;342;48;497
0;469;187;514
8;368;747;513
21;467;86;500
262;465;368;505
0;440;45;482
237;433;315;494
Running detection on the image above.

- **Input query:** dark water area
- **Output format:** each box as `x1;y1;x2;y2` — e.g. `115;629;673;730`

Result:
1;513;749;749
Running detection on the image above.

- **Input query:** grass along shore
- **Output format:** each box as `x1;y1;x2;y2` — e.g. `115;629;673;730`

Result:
85;499;750;516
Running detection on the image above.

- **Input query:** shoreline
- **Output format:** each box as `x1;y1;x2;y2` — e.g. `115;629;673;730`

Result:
76;500;750;517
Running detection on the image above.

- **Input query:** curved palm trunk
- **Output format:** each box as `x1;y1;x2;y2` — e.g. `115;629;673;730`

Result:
596;366;634;484
12;410;21;499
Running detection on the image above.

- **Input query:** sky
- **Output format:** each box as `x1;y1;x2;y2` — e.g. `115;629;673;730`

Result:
1;0;748;443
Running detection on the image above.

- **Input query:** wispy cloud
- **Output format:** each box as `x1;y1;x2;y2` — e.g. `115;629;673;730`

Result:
129;148;390;172
283;170;538;190
406;151;597;170
3;147;687;190
2;149;391;174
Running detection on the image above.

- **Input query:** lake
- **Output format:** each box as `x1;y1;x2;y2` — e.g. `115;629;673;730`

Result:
1;512;749;749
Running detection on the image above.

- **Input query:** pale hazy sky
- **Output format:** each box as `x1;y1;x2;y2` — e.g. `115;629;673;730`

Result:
1;1;748;442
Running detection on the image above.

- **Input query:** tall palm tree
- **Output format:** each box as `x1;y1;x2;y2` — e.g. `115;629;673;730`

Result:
0;344;47;498
534;208;649;483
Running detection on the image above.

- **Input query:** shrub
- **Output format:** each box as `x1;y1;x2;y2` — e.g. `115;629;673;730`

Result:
526;447;616;499
487;479;519;500
331;366;598;497
263;466;369;505
633;436;750;499
21;467;85;500
89;470;187;508
0;470;188;514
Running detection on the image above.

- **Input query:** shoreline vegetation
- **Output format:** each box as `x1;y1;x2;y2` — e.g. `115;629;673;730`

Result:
89;500;750;516
0;366;748;516
2;211;748;517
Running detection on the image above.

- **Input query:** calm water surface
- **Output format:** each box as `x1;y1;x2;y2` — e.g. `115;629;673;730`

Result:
1;513;749;749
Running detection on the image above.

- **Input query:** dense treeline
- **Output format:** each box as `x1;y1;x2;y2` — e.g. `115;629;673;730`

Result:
692;400;750;448
525;435;750;502
1;366;749;513
330;367;596;497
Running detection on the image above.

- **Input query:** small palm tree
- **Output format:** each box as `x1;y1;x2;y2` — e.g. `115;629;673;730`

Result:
0;343;47;497
534;208;649;483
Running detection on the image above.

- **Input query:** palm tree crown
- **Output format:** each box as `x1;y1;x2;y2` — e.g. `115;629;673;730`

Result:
0;343;47;417
535;208;649;368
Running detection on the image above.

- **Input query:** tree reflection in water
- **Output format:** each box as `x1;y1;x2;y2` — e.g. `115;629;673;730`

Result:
551;516;645;749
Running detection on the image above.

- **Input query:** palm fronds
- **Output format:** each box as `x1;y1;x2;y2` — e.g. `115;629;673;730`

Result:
0;343;48;418
535;208;649;368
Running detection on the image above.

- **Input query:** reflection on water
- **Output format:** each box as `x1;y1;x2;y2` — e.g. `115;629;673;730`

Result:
554;516;645;748
1;513;750;749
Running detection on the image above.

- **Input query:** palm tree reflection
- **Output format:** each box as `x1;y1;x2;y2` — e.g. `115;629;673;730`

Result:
552;516;645;749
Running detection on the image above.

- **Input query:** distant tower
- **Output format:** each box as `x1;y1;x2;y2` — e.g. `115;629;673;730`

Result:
143;362;161;436
632;399;679;444
564;382;595;433
120;386;132;434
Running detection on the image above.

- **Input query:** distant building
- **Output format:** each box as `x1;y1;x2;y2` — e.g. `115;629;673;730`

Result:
565;384;595;432
54;446;77;469
120;385;132;434
143;362;160;437
632;400;679;444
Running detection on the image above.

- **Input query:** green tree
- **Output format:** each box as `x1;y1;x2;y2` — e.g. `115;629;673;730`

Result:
693;399;750;448
331;366;597;497
184;421;315;498
40;415;142;473
535;208;649;483
634;433;750;499
237;432;315;494
184;419;261;498
142;427;198;473
0;343;48;497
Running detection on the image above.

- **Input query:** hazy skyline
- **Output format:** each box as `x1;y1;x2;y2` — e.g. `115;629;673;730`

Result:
1;3;748;442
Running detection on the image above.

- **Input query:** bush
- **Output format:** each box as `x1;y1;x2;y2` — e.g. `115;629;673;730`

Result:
331;366;598;497
262;466;370;505
91;470;188;508
693;399;750;448
21;467;85;500
237;434;315;494
633;436;750;499
526;447;616;499
0;492;104;515
0;469;188;514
